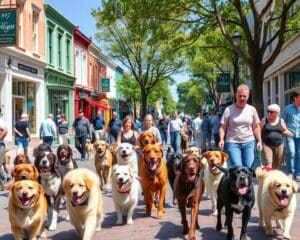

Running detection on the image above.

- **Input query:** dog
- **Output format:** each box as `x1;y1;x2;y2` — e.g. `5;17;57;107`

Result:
166;147;183;205
111;164;139;225
11;163;39;182
202;151;228;215
216;166;255;240
256;167;297;239
185;147;201;157
116;142;138;175
94;140;113;189
33;143;52;158
34;151;63;231
85;139;94;160
175;154;204;240
63;168;103;240
57;144;78;177
180;133;190;153
139;144;168;219
13;153;31;165
138;131;156;150
9;180;47;240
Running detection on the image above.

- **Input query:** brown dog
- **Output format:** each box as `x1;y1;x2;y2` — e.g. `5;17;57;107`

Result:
185;147;201;157
85;139;94;160
11;163;39;182
175;154;204;240
180;134;190;153
139;144;168;219
13;153;31;165
94;140;113;189
138;131;156;150
9;180;47;240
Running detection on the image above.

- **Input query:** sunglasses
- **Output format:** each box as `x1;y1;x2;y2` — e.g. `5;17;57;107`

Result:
267;111;276;113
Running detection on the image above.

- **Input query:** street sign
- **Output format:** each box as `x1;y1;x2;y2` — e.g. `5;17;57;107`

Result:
0;9;17;46
217;73;231;93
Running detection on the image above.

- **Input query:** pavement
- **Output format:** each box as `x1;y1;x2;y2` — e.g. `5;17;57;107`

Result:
1;140;300;239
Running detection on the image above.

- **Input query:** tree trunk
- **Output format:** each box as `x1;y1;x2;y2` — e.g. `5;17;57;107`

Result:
250;68;265;118
140;90;148;120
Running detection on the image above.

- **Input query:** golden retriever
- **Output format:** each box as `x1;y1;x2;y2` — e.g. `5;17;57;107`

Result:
11;163;39;182
9;180;47;240
63;168;103;240
256;167;298;239
85;139;94;160
185;147;201;156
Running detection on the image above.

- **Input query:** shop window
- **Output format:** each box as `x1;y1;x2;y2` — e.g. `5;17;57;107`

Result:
289;72;300;89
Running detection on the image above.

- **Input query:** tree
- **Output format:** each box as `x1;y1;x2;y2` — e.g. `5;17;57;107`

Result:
92;0;186;118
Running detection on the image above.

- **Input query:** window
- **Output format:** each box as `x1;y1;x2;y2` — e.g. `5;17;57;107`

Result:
48;27;53;64
17;2;24;47
275;77;279;104
32;12;39;53
267;81;271;105
58;33;62;68
66;39;71;72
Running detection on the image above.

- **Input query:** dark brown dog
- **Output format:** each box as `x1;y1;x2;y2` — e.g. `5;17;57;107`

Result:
175;154;204;240
13;154;31;166
138;131;156;150
56;144;78;177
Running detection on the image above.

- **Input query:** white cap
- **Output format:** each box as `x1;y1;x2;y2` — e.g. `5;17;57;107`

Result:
21;113;28;118
267;104;280;113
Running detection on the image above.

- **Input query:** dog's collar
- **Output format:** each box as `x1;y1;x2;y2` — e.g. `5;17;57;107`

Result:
71;198;89;207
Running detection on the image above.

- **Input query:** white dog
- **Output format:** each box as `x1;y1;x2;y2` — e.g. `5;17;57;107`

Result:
116;143;138;175
111;164;139;225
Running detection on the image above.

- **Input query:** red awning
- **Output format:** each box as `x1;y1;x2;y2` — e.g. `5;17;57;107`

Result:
86;99;110;111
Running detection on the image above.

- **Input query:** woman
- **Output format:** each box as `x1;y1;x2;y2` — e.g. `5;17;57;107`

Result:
218;84;262;168
58;114;69;145
140;114;162;146
116;115;139;146
14;113;31;156
261;104;292;169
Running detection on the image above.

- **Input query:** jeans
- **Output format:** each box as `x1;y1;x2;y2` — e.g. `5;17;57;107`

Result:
225;140;256;168
160;130;168;146
285;137;300;176
75;135;87;159
42;136;54;147
213;133;220;149
170;131;180;153
16;137;29;152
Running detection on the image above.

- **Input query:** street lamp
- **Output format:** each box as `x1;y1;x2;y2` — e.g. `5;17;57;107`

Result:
231;32;242;97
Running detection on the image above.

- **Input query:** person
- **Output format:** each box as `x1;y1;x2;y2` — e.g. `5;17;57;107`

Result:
92;110;105;141
73;109;92;161
158;113;169;146
57;114;69;145
218;84;262;168
201;112;212;151
0;107;10;190
211;112;222;149
40;113;57;147
192;113;203;148
134;117;142;132
261;104;292;169
107;111;122;143
168;111;183;153
140;114;162;145
116;115;139;146
282;90;300;181
14;113;31;156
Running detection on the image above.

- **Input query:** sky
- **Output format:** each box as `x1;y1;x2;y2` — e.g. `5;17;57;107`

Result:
45;0;186;101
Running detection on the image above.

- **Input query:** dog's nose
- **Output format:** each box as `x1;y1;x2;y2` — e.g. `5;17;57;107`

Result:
119;177;124;183
150;157;155;161
42;160;47;164
21;174;28;180
22;192;28;198
73;191;78;196
281;189;287;195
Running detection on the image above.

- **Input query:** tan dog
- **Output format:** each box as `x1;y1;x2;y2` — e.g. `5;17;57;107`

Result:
186;147;201;156
256;167;298;239
139;144;168;219
202;151;228;215
180;134;190;153
13;153;31;165
9;180;47;240
94;140;113;189
63;168;103;240
11;163;39;182
85;139;94;160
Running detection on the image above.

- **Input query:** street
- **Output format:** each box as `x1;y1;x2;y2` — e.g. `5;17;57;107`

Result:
1;144;300;239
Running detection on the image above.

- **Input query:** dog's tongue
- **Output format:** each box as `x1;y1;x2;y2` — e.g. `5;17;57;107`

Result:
279;196;289;206
150;162;158;170
211;165;217;170
188;173;196;182
21;197;31;206
238;186;247;195
72;196;81;205
118;182;126;190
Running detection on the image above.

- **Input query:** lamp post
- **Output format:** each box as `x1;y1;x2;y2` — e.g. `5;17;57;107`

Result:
231;32;242;97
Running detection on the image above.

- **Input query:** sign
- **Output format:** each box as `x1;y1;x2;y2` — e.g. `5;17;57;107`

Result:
18;63;38;74
102;78;110;92
53;92;68;100
79;92;88;99
0;9;17;46
217;73;231;93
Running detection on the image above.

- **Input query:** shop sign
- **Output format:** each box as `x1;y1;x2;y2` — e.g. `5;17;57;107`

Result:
217;73;231;93
102;78;110;92
53;92;68;100
18;63;38;74
0;9;17;46
79;92;88;99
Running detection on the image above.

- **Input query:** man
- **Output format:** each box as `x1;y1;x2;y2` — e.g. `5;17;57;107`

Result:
40;113;57;147
92;110;105;141
168;111;183;153
73;109;92;160
192;113;203;148
107;111;122;143
282;90;300;181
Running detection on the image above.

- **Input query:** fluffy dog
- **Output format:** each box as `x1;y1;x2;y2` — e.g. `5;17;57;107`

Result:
13;153;31;165
111;164;139;225
138;131;156;149
139;144;168;219
216;166;255;240
11;163;39;182
85;139;94;160
116;142;138;175
256;167;297;239
94;140;113;189
185;147;201;157
175;154;204;240
57;144;78;177
63;168;103;240
34;151;62;231
202;151;228;215
33;143;52;158
9;180;47;240
166;147;183;205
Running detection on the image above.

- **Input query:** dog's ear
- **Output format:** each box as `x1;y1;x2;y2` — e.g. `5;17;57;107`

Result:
292;180;298;193
221;151;229;161
249;168;256;178
84;175;94;190
106;142;110;148
11;166;16;178
69;146;73;159
32;165;39;180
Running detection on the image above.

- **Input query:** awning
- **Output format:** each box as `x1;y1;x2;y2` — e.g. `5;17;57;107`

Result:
86;99;110;111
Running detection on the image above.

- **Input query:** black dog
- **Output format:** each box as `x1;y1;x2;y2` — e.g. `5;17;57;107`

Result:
56;144;78;177
166;147;183;205
216;166;255;240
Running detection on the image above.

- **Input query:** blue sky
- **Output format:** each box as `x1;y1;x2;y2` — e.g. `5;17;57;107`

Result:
45;0;186;101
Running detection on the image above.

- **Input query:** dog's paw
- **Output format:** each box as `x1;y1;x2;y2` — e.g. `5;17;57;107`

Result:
182;224;189;235
40;229;47;238
48;224;57;231
127;218;133;225
66;214;70;222
265;227;273;236
96;226;101;232
276;219;283;229
156;211;164;219
216;222;222;231
116;218;123;225
211;210;217;216
283;233;291;240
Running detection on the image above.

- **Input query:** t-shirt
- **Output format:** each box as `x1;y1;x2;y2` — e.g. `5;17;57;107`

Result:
58;122;69;134
15;120;29;138
92;117;105;130
108;118;122;139
0;118;6;143
158;118;169;131
73;117;90;137
220;104;260;143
